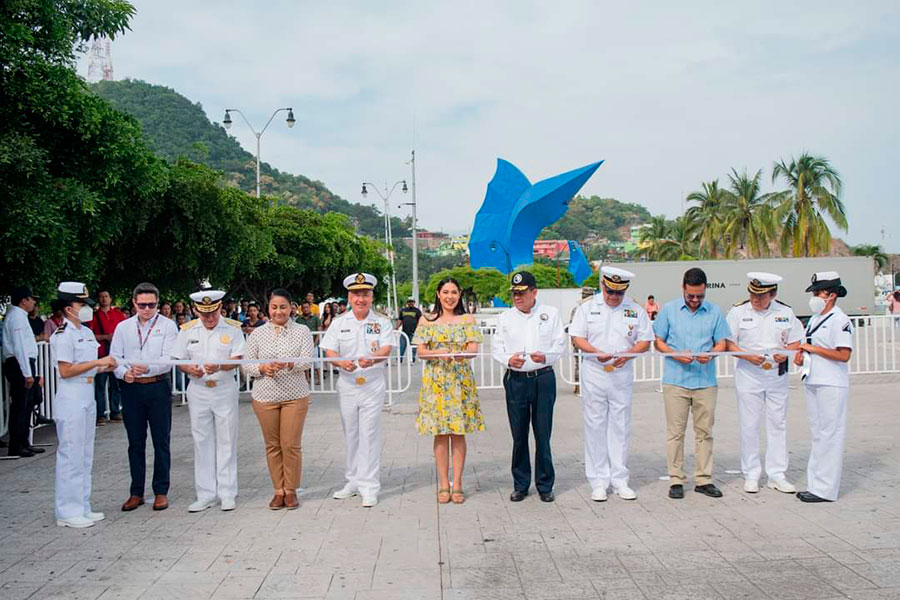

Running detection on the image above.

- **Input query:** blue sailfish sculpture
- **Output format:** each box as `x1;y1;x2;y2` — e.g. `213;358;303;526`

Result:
468;159;603;274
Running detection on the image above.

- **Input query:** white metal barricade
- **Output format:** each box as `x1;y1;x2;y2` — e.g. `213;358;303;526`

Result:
3;317;897;433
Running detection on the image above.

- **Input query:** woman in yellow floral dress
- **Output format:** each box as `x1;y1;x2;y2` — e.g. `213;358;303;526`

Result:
413;277;484;504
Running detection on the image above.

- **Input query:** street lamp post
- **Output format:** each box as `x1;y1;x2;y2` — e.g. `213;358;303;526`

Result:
397;150;419;304
223;107;295;201
362;179;408;318
490;240;512;280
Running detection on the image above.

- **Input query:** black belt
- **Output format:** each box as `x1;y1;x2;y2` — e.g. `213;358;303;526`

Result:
509;366;553;379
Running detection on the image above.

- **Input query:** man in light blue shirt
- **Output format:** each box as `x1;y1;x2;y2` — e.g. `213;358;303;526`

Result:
653;268;731;500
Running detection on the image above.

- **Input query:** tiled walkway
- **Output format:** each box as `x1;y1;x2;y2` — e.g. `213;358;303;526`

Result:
1;372;899;599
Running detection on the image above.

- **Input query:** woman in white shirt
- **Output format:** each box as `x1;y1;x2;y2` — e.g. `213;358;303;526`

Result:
793;272;853;503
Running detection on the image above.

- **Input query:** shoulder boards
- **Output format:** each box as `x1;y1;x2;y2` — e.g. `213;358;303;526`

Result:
733;299;750;307
53;322;67;335
774;299;791;308
225;318;243;328
180;318;199;331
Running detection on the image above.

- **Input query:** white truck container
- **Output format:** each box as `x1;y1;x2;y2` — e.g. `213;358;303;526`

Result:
603;256;875;318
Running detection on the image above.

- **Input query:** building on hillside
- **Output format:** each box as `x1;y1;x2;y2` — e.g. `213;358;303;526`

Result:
630;224;651;243
533;240;569;260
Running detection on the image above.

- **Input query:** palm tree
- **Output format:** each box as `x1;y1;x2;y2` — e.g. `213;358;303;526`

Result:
685;180;728;258
721;168;778;258
851;244;889;270
771;153;846;256
669;216;700;260
637;215;675;261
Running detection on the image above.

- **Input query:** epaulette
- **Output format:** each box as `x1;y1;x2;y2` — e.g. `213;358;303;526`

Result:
733;299;750;307
774;299;791;308
225;318;243;328
53;322;67;335
180;318;200;331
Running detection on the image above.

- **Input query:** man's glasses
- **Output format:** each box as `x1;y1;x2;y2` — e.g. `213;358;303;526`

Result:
685;294;705;301
604;289;625;297
136;302;157;309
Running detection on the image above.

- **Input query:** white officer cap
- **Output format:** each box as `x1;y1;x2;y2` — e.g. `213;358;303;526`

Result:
747;272;782;294
190;289;226;313
343;272;377;291
601;266;635;291
806;271;847;297
57;281;95;306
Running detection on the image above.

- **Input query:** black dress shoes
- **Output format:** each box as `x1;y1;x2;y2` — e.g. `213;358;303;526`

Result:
668;484;684;499
695;484;723;498
8;448;35;458
539;492;555;503
27;446;45;454
510;490;528;502
797;491;832;503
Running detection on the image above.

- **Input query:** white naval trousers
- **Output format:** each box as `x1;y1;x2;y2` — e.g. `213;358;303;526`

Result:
734;365;790;482
337;374;385;497
581;365;634;491
54;380;96;520
804;384;848;501
187;380;239;503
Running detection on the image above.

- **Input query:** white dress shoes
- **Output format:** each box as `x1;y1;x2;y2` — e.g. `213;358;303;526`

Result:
590;488;608;502
744;479;760;493
767;478;797;494
85;511;105;522
188;500;216;513
333;484;358;500
220;498;236;511
361;496;378;508
57;516;95;528
615;486;637;500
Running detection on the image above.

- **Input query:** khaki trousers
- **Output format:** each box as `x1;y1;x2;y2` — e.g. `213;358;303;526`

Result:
663;385;717;485
253;397;309;492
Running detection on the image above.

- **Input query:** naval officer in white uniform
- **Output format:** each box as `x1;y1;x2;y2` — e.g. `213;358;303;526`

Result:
172;290;245;512
569;267;653;501
320;273;394;507
793;272;854;503
726;272;804;494
51;282;117;528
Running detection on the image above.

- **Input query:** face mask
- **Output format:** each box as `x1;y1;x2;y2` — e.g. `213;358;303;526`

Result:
808;296;827;315
68;305;93;323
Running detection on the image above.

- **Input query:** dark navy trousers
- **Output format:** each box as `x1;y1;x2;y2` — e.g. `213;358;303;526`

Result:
121;380;171;496
503;368;556;494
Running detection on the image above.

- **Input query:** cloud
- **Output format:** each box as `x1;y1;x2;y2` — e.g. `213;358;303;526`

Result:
81;0;900;250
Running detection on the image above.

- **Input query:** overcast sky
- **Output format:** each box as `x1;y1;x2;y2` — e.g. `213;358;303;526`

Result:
80;1;900;251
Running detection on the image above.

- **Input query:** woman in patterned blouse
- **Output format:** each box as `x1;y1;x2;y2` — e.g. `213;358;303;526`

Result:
242;289;314;510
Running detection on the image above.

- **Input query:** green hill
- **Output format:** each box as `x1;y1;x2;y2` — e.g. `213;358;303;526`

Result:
538;195;652;242
91;79;409;238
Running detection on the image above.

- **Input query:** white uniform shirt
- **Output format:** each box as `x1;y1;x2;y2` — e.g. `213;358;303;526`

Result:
726;300;804;370
109;313;179;379
320;309;394;376
50;319;100;386
805;306;853;388
492;302;565;372
568;295;654;372
2;305;39;377
171;318;245;386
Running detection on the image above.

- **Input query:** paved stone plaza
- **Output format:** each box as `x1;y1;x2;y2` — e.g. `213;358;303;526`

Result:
1;371;899;600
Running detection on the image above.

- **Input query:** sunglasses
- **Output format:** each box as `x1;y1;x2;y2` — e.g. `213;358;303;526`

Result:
685;294;705;301
135;302;158;309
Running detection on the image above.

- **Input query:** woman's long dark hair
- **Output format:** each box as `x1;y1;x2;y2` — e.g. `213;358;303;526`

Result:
426;277;466;321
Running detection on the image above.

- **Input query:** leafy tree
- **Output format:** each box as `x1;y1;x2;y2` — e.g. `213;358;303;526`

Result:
423;267;507;310
539;195;652;242
0;0;172;297
721;169;778;258
100;160;273;297
772;153;846;256
234;207;390;304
